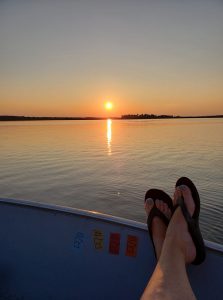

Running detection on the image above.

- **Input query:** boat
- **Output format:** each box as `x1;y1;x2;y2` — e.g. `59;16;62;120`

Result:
0;197;222;299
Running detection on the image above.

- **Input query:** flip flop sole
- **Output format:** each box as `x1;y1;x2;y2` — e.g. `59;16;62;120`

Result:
176;176;200;219
145;189;173;259
175;177;206;265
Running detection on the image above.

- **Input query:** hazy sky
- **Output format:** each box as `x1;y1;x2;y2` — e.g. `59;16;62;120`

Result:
1;0;223;117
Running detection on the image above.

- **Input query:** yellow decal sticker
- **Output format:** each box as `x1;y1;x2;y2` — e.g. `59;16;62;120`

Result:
93;230;104;250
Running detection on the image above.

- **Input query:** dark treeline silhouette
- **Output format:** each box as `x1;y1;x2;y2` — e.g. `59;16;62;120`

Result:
121;114;223;119
121;114;176;119
0;116;107;121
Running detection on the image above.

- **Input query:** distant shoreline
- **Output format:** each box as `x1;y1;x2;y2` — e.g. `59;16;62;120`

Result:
0;116;108;121
0;115;222;121
121;114;223;120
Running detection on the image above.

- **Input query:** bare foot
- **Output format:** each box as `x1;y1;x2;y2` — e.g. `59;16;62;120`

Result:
145;198;172;259
165;185;196;264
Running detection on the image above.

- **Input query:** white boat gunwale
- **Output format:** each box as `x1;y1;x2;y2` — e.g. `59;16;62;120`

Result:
0;197;222;254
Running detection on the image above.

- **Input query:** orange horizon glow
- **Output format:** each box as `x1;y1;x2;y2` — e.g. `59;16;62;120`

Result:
1;89;223;118
1;99;223;118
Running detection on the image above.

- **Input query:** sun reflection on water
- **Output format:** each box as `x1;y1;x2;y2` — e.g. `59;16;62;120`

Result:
107;119;112;155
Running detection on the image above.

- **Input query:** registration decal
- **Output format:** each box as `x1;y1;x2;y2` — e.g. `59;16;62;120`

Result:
93;229;104;250
109;233;121;255
125;235;138;257
74;232;84;249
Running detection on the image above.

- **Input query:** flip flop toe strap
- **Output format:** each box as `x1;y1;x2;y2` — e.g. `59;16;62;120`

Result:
147;206;169;231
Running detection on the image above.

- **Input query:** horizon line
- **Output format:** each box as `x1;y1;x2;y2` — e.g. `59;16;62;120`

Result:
0;114;223;121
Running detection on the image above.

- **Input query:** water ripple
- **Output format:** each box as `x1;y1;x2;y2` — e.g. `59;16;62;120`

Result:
0;119;222;244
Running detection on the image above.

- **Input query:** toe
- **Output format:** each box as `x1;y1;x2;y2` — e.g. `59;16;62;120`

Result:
155;199;161;210
145;198;154;215
173;188;182;206
178;185;195;216
160;200;165;213
166;207;172;219
155;200;172;220
163;203;172;220
179;185;192;197
155;199;159;207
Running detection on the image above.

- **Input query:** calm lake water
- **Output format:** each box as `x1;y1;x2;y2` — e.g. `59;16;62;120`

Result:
0;118;222;244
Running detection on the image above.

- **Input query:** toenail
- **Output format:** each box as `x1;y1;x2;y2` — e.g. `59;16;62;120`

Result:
179;185;187;191
146;198;154;205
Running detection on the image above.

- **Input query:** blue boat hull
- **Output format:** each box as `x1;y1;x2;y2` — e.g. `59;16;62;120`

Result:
0;198;222;299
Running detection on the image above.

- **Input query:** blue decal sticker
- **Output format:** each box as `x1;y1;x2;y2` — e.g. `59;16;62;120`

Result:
74;232;84;249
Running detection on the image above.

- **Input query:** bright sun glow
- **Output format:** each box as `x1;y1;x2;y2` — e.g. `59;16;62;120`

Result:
105;102;113;110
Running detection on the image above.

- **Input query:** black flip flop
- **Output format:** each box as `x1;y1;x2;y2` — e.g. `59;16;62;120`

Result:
145;189;173;259
175;177;206;265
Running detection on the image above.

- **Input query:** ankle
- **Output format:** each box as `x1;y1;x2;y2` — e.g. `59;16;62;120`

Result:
160;235;187;264
163;225;196;265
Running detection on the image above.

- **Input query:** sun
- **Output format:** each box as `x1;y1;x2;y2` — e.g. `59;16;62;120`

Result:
105;101;113;110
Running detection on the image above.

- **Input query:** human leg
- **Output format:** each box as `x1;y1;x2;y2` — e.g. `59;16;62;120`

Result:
141;183;204;300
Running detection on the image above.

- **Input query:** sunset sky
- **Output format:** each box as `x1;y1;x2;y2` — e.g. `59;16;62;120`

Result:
1;0;223;117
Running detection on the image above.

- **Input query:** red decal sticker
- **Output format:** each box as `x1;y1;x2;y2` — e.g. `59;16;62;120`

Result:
109;233;120;255
126;235;138;257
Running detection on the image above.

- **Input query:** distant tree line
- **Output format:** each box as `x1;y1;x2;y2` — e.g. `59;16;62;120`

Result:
121;114;177;119
0;116;106;121
121;114;223;119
